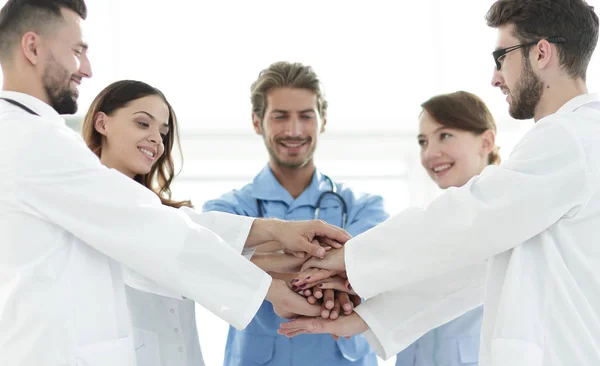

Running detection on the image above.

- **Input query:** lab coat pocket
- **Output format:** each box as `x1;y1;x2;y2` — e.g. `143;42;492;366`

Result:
74;335;135;366
133;327;161;366
237;333;275;364
457;336;480;365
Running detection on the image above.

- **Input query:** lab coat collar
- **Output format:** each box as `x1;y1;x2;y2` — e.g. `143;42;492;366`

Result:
0;91;65;126
555;92;600;115
251;165;336;209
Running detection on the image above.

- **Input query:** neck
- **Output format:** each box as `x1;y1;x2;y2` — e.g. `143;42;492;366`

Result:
534;77;587;121
2;66;51;106
100;154;136;179
269;160;315;199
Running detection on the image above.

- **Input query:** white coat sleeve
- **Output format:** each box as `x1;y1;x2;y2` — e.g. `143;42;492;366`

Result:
345;117;589;299
124;207;256;298
179;206;256;260
14;120;271;330
354;263;486;360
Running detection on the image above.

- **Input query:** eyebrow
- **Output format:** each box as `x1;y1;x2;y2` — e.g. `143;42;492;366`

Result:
133;111;170;128
417;126;446;139
271;109;316;114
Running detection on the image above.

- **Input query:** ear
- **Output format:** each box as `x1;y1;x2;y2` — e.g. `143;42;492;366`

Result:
21;32;41;66
252;112;263;135
320;115;327;134
534;39;553;70
94;112;109;136
480;129;495;156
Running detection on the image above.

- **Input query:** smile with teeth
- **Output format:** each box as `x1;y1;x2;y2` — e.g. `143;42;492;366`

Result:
138;147;155;158
432;163;453;173
280;141;306;148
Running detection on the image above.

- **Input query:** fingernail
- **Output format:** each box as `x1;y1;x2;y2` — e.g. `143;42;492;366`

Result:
291;286;298;291
343;304;352;311
347;284;352;290
291;279;298;283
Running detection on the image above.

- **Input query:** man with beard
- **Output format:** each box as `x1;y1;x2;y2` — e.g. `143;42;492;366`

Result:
203;61;389;366
0;2;354;365
276;1;600;365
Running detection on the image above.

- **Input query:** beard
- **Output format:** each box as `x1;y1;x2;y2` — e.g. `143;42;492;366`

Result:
265;137;315;169
508;57;544;120
42;53;78;115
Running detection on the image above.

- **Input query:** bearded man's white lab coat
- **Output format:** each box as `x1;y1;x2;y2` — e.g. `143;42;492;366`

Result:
0;92;272;366
347;93;600;366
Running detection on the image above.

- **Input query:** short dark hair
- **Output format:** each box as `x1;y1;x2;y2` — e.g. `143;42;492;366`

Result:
0;0;87;62
486;0;599;80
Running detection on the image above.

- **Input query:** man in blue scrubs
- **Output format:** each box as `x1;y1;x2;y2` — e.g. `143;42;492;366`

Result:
203;61;389;366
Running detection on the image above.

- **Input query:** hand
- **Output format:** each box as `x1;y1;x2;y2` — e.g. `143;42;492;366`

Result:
291;248;347;287
247;220;351;259
252;252;309;273
265;279;322;319
278;312;369;338
278;221;350;259
283;237;340;258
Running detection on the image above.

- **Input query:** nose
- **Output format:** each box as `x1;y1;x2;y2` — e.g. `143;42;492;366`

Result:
79;53;93;79
284;116;302;137
422;141;442;165
491;66;503;88
148;127;163;144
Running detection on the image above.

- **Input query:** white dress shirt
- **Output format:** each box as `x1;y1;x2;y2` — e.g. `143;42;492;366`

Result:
348;93;600;366
0;91;272;366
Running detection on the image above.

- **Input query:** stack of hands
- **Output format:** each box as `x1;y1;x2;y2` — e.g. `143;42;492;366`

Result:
255;219;369;340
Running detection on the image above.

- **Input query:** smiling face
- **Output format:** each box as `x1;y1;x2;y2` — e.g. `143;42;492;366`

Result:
37;8;92;114
254;87;326;170
418;110;492;189
94;95;170;178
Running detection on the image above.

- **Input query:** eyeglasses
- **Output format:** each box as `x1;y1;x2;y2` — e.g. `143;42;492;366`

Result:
492;36;566;70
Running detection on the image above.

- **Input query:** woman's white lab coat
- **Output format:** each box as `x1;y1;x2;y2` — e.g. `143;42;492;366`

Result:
0;91;272;366
347;94;600;366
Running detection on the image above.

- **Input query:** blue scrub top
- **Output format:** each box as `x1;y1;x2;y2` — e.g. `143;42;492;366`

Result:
203;165;390;366
395;306;483;366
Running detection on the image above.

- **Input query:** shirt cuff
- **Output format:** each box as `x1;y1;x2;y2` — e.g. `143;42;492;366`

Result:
354;303;394;360
237;271;272;330
345;240;372;299
228;216;255;254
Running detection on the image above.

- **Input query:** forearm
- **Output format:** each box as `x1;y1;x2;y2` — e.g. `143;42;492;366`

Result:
244;218;281;248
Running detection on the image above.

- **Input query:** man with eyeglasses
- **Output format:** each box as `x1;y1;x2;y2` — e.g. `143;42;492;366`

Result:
276;1;600;365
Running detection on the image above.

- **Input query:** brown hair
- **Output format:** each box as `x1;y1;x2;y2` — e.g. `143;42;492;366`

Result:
486;0;599;80
421;91;501;165
81;80;192;208
250;61;328;122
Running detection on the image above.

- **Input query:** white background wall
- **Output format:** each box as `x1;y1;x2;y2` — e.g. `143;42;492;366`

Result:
3;0;600;364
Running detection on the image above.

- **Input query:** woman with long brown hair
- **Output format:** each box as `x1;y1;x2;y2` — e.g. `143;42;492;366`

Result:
81;80;201;366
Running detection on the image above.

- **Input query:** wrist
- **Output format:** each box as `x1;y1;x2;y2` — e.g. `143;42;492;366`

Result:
248;219;281;247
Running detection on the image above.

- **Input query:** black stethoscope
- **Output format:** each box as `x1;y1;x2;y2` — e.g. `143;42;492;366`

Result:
256;175;348;229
